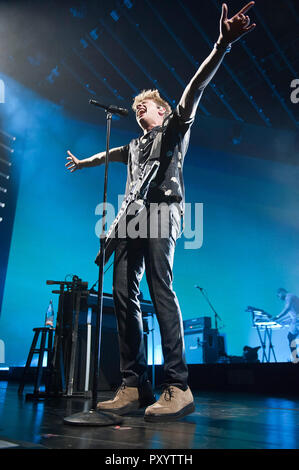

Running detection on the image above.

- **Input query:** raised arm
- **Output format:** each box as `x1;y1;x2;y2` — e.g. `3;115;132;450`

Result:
178;2;256;121
65;146;128;173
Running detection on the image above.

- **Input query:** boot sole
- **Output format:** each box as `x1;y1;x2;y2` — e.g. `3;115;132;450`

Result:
97;398;156;416
97;403;140;416
144;402;195;422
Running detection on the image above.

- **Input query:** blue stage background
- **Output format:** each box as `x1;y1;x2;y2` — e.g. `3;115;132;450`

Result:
1;75;299;367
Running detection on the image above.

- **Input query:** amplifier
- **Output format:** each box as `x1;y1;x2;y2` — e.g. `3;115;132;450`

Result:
183;316;212;331
184;328;219;364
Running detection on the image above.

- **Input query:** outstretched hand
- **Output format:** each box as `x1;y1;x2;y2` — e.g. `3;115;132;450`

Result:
219;1;256;45
65;150;81;172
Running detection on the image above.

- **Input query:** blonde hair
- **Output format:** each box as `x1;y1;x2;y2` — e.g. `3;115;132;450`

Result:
132;89;172;116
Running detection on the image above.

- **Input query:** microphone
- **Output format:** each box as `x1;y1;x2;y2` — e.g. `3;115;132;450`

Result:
89;99;129;117
194;285;203;290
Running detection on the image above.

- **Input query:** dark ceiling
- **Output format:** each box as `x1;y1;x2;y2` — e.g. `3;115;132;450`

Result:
1;0;298;133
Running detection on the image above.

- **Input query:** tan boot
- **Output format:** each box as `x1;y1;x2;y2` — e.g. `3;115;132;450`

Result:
144;386;195;422
97;381;155;415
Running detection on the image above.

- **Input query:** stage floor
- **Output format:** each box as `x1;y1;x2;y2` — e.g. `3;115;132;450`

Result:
1;381;299;451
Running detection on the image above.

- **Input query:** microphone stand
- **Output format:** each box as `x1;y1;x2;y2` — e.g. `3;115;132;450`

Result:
195;286;223;330
64;109;122;426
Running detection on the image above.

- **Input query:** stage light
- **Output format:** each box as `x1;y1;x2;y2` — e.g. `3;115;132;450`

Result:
89;28;98;41
80;38;88;49
0;157;11;167
0;142;14;153
0;187;7;193
232;136;242;145
110;10;120;22
124;0;133;8
0;202;5;208
0;171;9;180
231;122;243;146
46;66;59;84
0;129;16;141
27;55;42;67
70;6;86;19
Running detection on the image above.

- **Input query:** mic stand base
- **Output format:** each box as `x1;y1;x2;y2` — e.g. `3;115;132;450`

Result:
63;409;122;427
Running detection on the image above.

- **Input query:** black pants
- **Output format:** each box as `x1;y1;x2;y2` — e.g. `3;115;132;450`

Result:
112;203;188;390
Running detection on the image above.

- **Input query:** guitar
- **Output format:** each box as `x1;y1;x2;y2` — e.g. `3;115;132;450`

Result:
95;160;160;266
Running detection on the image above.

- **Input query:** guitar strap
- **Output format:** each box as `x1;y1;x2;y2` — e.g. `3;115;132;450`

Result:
146;111;172;164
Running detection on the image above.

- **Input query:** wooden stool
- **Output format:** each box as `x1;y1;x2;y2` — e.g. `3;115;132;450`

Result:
18;327;54;399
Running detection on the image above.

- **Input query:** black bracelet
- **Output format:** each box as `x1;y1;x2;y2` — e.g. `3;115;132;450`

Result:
214;42;232;54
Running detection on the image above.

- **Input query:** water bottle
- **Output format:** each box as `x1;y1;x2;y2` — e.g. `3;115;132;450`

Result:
45;300;55;328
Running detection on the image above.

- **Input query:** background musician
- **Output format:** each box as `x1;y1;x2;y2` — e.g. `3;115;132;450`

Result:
273;288;299;363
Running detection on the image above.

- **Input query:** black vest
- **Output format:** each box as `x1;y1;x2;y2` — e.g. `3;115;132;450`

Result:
124;107;194;214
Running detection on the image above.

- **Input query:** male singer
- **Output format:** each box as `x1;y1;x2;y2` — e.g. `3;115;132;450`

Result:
66;2;256;421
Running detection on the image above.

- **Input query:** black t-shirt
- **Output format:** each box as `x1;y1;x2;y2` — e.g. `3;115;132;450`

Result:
118;105;194;214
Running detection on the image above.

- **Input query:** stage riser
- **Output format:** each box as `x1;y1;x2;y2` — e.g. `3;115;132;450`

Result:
150;363;299;396
3;362;299;396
